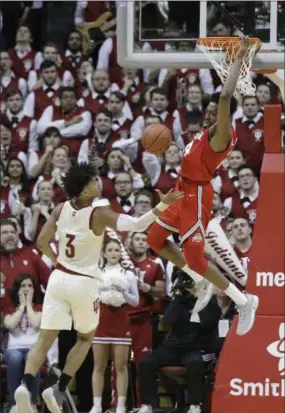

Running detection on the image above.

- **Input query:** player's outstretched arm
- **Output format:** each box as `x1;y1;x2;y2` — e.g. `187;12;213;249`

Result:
210;36;252;152
36;203;63;265
91;189;184;235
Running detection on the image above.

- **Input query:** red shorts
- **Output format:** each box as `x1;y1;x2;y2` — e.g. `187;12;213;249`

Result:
147;179;213;274
93;303;132;345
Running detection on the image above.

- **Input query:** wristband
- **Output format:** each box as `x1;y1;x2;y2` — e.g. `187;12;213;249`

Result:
156;202;169;212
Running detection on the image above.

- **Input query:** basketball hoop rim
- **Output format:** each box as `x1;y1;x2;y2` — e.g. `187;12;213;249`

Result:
197;37;262;48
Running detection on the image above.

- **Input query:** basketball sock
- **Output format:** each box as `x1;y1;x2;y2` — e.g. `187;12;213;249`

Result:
58;373;72;393
224;283;247;306
116;396;126;411
22;373;35;393
182;265;204;283
93;397;102;409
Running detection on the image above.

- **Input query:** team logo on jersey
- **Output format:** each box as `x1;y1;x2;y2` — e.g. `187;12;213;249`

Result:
253;129;263;142
192;232;203;243
248;209;256;224
24;59;33;71
19;128;28;140
194;131;203;141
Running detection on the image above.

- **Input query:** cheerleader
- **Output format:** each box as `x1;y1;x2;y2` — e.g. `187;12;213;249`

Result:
90;239;139;413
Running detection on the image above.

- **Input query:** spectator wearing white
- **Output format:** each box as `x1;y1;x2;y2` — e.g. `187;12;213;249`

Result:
107;91;133;138
5;88;38;152
91;239;139;413
83;69;120;111
28;127;62;179
133;190;153;218
110;172;136;216
3;274;42;412
0;119;27;170
37;87;92;156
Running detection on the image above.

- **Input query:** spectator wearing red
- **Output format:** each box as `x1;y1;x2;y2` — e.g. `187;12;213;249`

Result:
5;88;38;153
0;219;51;292
8;25;36;80
3;274;42;410
234;95;264;175
75;60;94;99
108;91;133;138
182;110;203;145
130;87;183;148
256;82;273;112
224;165;259;228
133;190;153;218
128;232;165;403
28;180;55;242
178;84;204;132
116;68;145;113
37;86;92;156
232;217;252;276
28;127;62;179
23;60;61;120
62;30;88;77
211;192;228;232
212;149;246;202
84;69;116;113
29;42;74;92
110;172;136;216
0;119;28;169
32;145;69;205
91;239;139;413
0;161;12;217
100;148;144;200
5;156;31;207
0;51;27;114
78;109;120;166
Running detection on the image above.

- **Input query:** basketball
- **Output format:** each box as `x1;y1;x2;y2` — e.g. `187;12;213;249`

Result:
141;124;172;155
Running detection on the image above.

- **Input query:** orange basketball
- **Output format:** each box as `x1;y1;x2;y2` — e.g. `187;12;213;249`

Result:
141;124;172;155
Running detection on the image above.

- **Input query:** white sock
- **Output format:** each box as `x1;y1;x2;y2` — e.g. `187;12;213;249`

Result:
93;397;102;409
117;396;126;410
182;265;204;283
224;283;247;306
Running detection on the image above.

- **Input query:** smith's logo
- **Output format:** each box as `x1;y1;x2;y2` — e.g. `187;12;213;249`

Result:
256;272;285;287
267;323;285;376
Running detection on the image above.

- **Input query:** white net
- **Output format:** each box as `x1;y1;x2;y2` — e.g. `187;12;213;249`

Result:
197;38;261;99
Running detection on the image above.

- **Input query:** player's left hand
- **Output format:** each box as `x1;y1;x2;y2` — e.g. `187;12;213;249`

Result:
156;188;184;205
236;35;252;60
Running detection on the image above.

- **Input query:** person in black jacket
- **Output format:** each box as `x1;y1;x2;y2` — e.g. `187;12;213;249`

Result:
136;268;222;413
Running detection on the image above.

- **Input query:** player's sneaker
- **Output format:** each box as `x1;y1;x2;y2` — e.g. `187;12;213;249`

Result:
9;406;18;413
42;383;65;413
134;405;153;413
194;280;215;312
14;384;34;413
187;405;202;413
89;407;102;413
236;293;259;335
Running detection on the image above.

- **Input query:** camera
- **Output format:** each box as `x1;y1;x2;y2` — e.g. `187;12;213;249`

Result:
171;267;194;294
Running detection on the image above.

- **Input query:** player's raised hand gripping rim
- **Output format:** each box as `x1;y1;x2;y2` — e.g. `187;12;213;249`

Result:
235;35;251;61
155;188;184;205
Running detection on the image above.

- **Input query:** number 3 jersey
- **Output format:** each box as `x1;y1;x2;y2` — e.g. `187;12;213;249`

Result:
180;128;237;183
56;199;108;279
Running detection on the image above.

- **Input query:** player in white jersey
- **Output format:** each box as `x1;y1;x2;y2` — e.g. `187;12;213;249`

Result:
15;162;183;413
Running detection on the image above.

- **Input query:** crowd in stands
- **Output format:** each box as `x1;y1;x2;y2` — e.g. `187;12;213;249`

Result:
0;2;283;413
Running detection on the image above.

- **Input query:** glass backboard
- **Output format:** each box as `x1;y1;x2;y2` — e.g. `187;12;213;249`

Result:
117;1;285;69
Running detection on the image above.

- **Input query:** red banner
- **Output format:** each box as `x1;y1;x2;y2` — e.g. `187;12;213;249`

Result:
212;316;285;413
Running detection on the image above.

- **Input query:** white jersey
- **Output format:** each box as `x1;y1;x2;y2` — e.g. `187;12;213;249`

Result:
56;200;105;279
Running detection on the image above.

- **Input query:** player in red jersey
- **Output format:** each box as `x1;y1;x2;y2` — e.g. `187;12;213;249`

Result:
147;37;259;336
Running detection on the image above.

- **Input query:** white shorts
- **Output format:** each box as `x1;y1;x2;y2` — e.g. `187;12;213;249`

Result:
41;269;100;334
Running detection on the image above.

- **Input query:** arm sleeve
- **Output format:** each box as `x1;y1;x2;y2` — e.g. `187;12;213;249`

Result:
37;106;64;135
96;38;113;69
123;273;139;306
28;120;39;151
116;210;157;232
23;92;35;118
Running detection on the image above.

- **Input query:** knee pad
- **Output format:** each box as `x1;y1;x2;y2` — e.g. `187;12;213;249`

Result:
146;222;170;251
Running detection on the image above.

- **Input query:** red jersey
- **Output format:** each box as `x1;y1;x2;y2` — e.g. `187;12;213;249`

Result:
180;128;237;183
131;257;164;312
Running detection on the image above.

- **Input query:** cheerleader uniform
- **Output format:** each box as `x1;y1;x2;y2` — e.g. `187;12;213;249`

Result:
93;264;139;345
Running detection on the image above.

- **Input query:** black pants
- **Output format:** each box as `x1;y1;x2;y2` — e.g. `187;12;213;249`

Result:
138;344;209;406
